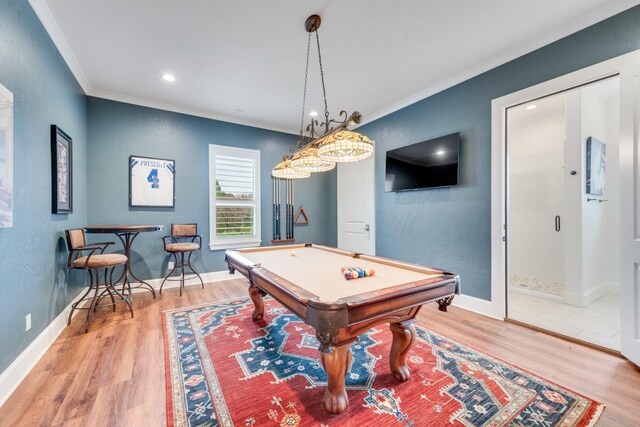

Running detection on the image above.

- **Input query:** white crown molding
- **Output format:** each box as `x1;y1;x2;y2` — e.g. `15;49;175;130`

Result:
28;0;297;135
360;2;637;128
30;0;637;135
86;88;298;135
28;0;91;93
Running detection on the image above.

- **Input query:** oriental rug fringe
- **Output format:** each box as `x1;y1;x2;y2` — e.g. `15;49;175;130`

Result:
163;298;603;427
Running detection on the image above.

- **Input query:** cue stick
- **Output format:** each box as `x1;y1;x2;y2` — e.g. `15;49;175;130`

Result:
275;178;279;240
291;179;295;239
276;178;281;240
272;178;276;240
285;179;288;239
286;179;291;239
289;179;293;239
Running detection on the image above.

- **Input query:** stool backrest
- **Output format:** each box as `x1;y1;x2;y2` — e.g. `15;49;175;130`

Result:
66;229;86;250
172;223;197;237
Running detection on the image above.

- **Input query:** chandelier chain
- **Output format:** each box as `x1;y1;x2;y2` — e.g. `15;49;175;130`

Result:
299;32;312;140
315;30;329;122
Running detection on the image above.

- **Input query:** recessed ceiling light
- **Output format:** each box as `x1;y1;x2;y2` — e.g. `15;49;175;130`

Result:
162;73;176;82
310;111;318;117
436;150;445;155
526;104;537;110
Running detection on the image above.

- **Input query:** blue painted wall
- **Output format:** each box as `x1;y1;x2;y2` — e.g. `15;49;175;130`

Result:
362;6;640;300
86;97;337;278
0;0;88;372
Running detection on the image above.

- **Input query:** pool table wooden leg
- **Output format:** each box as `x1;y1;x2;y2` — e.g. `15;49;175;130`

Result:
321;344;352;414
248;284;265;321
389;321;416;382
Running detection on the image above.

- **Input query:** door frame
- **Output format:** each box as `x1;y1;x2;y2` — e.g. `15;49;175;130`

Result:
337;156;376;254
490;49;640;320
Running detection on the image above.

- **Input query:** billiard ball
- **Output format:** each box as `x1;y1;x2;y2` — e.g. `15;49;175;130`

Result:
290;250;296;256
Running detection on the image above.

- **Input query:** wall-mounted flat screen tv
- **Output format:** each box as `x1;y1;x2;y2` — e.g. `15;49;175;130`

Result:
385;132;460;192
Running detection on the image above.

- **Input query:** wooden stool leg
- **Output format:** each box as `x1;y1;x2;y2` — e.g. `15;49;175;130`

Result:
321;344;352;414
389;321;416;382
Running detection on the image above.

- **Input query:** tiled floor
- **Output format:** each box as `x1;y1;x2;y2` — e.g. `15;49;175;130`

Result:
508;290;621;350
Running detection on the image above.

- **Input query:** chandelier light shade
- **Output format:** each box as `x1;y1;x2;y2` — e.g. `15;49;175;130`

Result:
317;130;374;163
291;147;336;172
273;14;374;178
272;158;311;179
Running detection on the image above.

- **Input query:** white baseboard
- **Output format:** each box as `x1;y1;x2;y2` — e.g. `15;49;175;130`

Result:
606;281;620;295
0;290;84;408
452;293;504;320
509;286;565;303
130;270;234;293
0;270;235;408
565;281;613;307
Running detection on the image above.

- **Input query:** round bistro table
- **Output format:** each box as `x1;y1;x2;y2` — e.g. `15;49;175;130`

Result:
85;224;164;298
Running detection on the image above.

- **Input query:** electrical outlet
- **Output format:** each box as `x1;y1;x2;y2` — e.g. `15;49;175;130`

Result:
168;261;175;270
25;313;31;332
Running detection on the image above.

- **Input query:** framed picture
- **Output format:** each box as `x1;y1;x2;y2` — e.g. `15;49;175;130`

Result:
0;83;13;227
586;136;606;195
51;125;72;214
129;155;175;207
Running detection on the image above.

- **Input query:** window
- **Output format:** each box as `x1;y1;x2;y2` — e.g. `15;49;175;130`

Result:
209;145;261;249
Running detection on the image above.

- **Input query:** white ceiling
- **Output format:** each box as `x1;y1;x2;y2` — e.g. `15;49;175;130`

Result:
30;0;640;134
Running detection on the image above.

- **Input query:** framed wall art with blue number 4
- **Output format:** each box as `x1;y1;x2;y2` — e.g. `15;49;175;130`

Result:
129;155;175;207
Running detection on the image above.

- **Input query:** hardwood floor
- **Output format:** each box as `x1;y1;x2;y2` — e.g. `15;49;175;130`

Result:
1;279;639;426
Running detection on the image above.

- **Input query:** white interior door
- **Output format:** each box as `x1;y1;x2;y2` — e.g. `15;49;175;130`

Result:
619;57;640;366
337;155;375;254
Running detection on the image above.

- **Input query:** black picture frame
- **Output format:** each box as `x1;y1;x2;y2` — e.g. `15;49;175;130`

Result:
51;125;72;214
129;155;176;208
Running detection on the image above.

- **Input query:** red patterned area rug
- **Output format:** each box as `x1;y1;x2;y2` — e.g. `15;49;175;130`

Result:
163;298;603;427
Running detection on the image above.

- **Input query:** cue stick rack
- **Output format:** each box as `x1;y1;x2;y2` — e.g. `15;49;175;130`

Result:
271;177;296;243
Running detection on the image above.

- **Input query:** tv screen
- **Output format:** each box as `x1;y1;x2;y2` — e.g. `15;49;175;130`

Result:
385;132;460;192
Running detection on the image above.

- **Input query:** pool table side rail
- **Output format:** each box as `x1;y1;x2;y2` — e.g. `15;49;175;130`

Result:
224;250;321;319
340;274;460;305
344;277;459;325
356;253;454;276
237;243;355;257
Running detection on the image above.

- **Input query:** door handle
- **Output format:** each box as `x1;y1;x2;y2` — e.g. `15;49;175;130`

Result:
555;215;561;232
364;224;370;231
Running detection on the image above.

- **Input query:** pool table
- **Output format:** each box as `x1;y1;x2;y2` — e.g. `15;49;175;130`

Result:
224;243;460;414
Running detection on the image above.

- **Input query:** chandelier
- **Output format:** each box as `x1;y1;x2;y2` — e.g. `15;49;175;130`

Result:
271;14;374;178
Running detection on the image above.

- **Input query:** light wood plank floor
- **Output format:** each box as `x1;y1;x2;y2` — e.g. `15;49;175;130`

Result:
1;279;639;426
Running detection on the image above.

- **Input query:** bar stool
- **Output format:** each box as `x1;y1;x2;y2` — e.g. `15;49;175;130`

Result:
65;229;133;333
159;224;205;296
